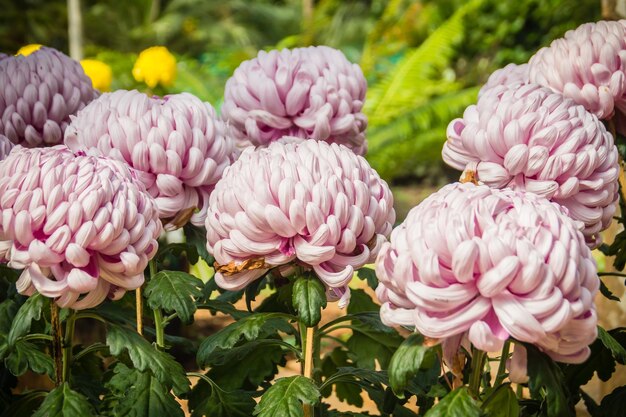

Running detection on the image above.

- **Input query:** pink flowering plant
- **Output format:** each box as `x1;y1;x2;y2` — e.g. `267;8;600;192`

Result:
3;19;626;417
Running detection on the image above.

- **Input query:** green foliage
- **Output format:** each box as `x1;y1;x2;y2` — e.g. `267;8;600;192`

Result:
145;270;204;323
7;294;46;346
423;387;481;417
525;344;571;417
197;312;294;367
254;376;320;417
105;324;189;395
355;267;378;289
5;340;53;378
388;333;431;396
292;275;327;327
105;363;184;417
345;319;404;369
32;383;95;417
482;384;519;417
187;374;256;417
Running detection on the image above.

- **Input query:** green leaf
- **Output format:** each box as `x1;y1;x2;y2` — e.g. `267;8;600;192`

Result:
254;376;320;417
197;313;294;367
424;387;481;417
183;223;213;264
598;327;626;364
32;383;95;417
197;300;250;320
320;348;362;406
388;334;430;397
188;377;256;417
292;275;327;327
71;345;107;406
599;386;626;417
106;324;189;395
356;267;378;289
145;270;203;323
346;290;378;314
482;384;519;417
206;339;286;390
7;294;46;346
525;344;570;417
346;322;404;369
106;363;184;417
5;340;54;378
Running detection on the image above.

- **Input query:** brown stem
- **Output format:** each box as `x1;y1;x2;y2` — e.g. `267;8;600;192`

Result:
50;303;63;386
303;326;315;417
136;288;143;336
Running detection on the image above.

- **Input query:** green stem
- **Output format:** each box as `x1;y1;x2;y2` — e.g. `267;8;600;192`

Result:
19;333;54;342
494;340;511;388
62;310;76;384
50;304;62;386
73;312;106;323
149;259;166;348
299;321;308;374
154;308;165;348
469;348;486;398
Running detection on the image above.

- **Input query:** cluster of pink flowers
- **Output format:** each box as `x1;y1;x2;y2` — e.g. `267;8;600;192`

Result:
0;47;98;147
0;146;162;309
376;182;598;363
443;83;619;248
65;89;235;228
221;46;368;155
376;19;623;375
205;139;394;306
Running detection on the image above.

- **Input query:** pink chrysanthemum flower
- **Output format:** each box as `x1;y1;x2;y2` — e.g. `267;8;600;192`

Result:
443;83;619;248
0;135;13;160
0;47;98;147
221;46;368;155
65;90;234;228
376;182;598;364
0;146;162;309
529;20;626;120
479;63;529;97
206;139;394;305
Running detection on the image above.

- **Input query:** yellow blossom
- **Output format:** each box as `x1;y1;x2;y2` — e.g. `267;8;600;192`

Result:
16;44;43;56
80;59;113;92
132;46;177;88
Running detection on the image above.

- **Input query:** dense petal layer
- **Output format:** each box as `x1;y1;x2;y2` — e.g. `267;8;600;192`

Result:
375;182;598;365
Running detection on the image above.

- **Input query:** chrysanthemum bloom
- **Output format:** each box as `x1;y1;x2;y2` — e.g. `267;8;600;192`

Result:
443;83;619;248
132;46;177;89
478;63;529;97
0;47;99;147
376;182;598;363
206;139;394;305
0;135;14;160
0;146;162;309
80;59;113;92
528;20;626;120
65;89;234;228
15;44;43;56
221;46;368;155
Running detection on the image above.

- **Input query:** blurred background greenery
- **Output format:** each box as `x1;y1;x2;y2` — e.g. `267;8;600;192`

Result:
0;0;603;188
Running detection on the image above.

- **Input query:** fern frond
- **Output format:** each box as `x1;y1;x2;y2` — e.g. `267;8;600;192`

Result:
366;86;480;181
364;0;483;123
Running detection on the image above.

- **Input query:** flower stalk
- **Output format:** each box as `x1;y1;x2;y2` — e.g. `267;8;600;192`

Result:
50;303;63;386
62;311;76;384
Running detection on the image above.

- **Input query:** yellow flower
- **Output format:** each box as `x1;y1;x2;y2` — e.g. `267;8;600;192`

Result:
132;46;177;89
16;44;43;56
80;59;113;92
